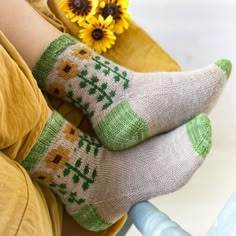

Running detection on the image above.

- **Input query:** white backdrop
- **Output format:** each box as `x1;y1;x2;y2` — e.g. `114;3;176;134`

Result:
127;0;236;235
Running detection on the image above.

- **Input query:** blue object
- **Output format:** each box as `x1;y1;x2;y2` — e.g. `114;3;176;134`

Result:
118;192;236;236
117;201;191;236
207;191;236;236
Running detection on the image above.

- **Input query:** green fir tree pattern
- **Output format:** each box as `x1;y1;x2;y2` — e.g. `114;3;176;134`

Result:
78;134;102;157
92;56;129;90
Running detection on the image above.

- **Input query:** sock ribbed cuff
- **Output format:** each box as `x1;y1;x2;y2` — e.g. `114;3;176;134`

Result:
33;34;77;89
21;111;65;173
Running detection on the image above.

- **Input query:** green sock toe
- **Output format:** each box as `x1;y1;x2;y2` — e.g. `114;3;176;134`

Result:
215;59;232;79
186;114;212;159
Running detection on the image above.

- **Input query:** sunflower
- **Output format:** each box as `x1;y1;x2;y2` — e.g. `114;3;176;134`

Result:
60;0;99;24
98;0;130;34
79;15;116;53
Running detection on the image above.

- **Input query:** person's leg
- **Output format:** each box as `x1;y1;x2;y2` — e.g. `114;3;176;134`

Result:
0;0;231;151
21;109;212;232
0;10;212;233
0;30;124;236
0;30;50;161
0;0;61;69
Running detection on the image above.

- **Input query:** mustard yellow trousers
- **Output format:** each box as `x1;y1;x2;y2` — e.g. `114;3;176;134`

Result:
0;32;126;236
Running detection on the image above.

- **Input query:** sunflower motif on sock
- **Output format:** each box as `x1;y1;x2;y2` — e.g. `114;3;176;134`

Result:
64;123;80;142
72;46;93;60
45;146;70;170
57;59;80;80
98;0;130;34
60;0;99;24
48;82;66;98
32;171;54;185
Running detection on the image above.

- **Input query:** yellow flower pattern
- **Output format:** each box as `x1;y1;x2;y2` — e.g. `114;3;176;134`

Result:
57;59;80;80
45;146;70;170
48;82;66;98
72;47;93;60
64;123;79;142
32;171;54;185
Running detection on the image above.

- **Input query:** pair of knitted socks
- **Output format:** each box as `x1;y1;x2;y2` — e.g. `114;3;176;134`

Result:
21;34;231;231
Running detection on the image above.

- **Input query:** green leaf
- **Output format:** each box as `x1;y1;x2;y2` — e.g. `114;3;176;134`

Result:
63;168;70;177
94;148;98;157
103;69;110;76
89;87;96;95
73;174;80;184
91;137;96;143
86;144;91;153
114;75;120;82
95;64;102;70
78;199;85;205
101;83;108;90
114;66;119;72
80;81;87;88
49;182;57;188
122;71;128;77
103;102;111;110
84;103;90;110
59;190;67;195
60;184;67;189
123;81;129;90
88;111;95;118
109;90;116;97
68;198;74;203
92;169;97;180
97;95;104;102
97;142;102;148
84;165;89;175
76;97;82;103
75;159;82;167
94;56;100;60
80;70;88;76
82;182;89;191
67;90;73;98
91;76;99;83
78;140;84;148
105;60;110;65
70;192;77;197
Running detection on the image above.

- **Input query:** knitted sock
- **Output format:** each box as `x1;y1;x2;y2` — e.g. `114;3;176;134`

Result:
33;34;230;151
21;111;211;232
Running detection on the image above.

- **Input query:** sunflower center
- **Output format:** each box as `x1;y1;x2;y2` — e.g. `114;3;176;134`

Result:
92;29;104;41
71;0;89;14
102;3;119;20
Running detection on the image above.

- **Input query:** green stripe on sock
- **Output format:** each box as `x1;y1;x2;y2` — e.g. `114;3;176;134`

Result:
73;204;112;232
186;114;212;159
21;111;65;173
33;34;77;89
95;101;148;150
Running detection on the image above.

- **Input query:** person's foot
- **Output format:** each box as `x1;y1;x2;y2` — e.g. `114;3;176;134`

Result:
33;34;230;150
21;111;211;231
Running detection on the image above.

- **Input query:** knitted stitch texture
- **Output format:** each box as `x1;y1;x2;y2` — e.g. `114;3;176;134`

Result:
21;111;212;231
33;34;231;150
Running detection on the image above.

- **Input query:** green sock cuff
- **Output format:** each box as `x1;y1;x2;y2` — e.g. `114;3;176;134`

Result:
21;111;65;173
33;34;77;89
73;204;112;232
186;114;212;160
